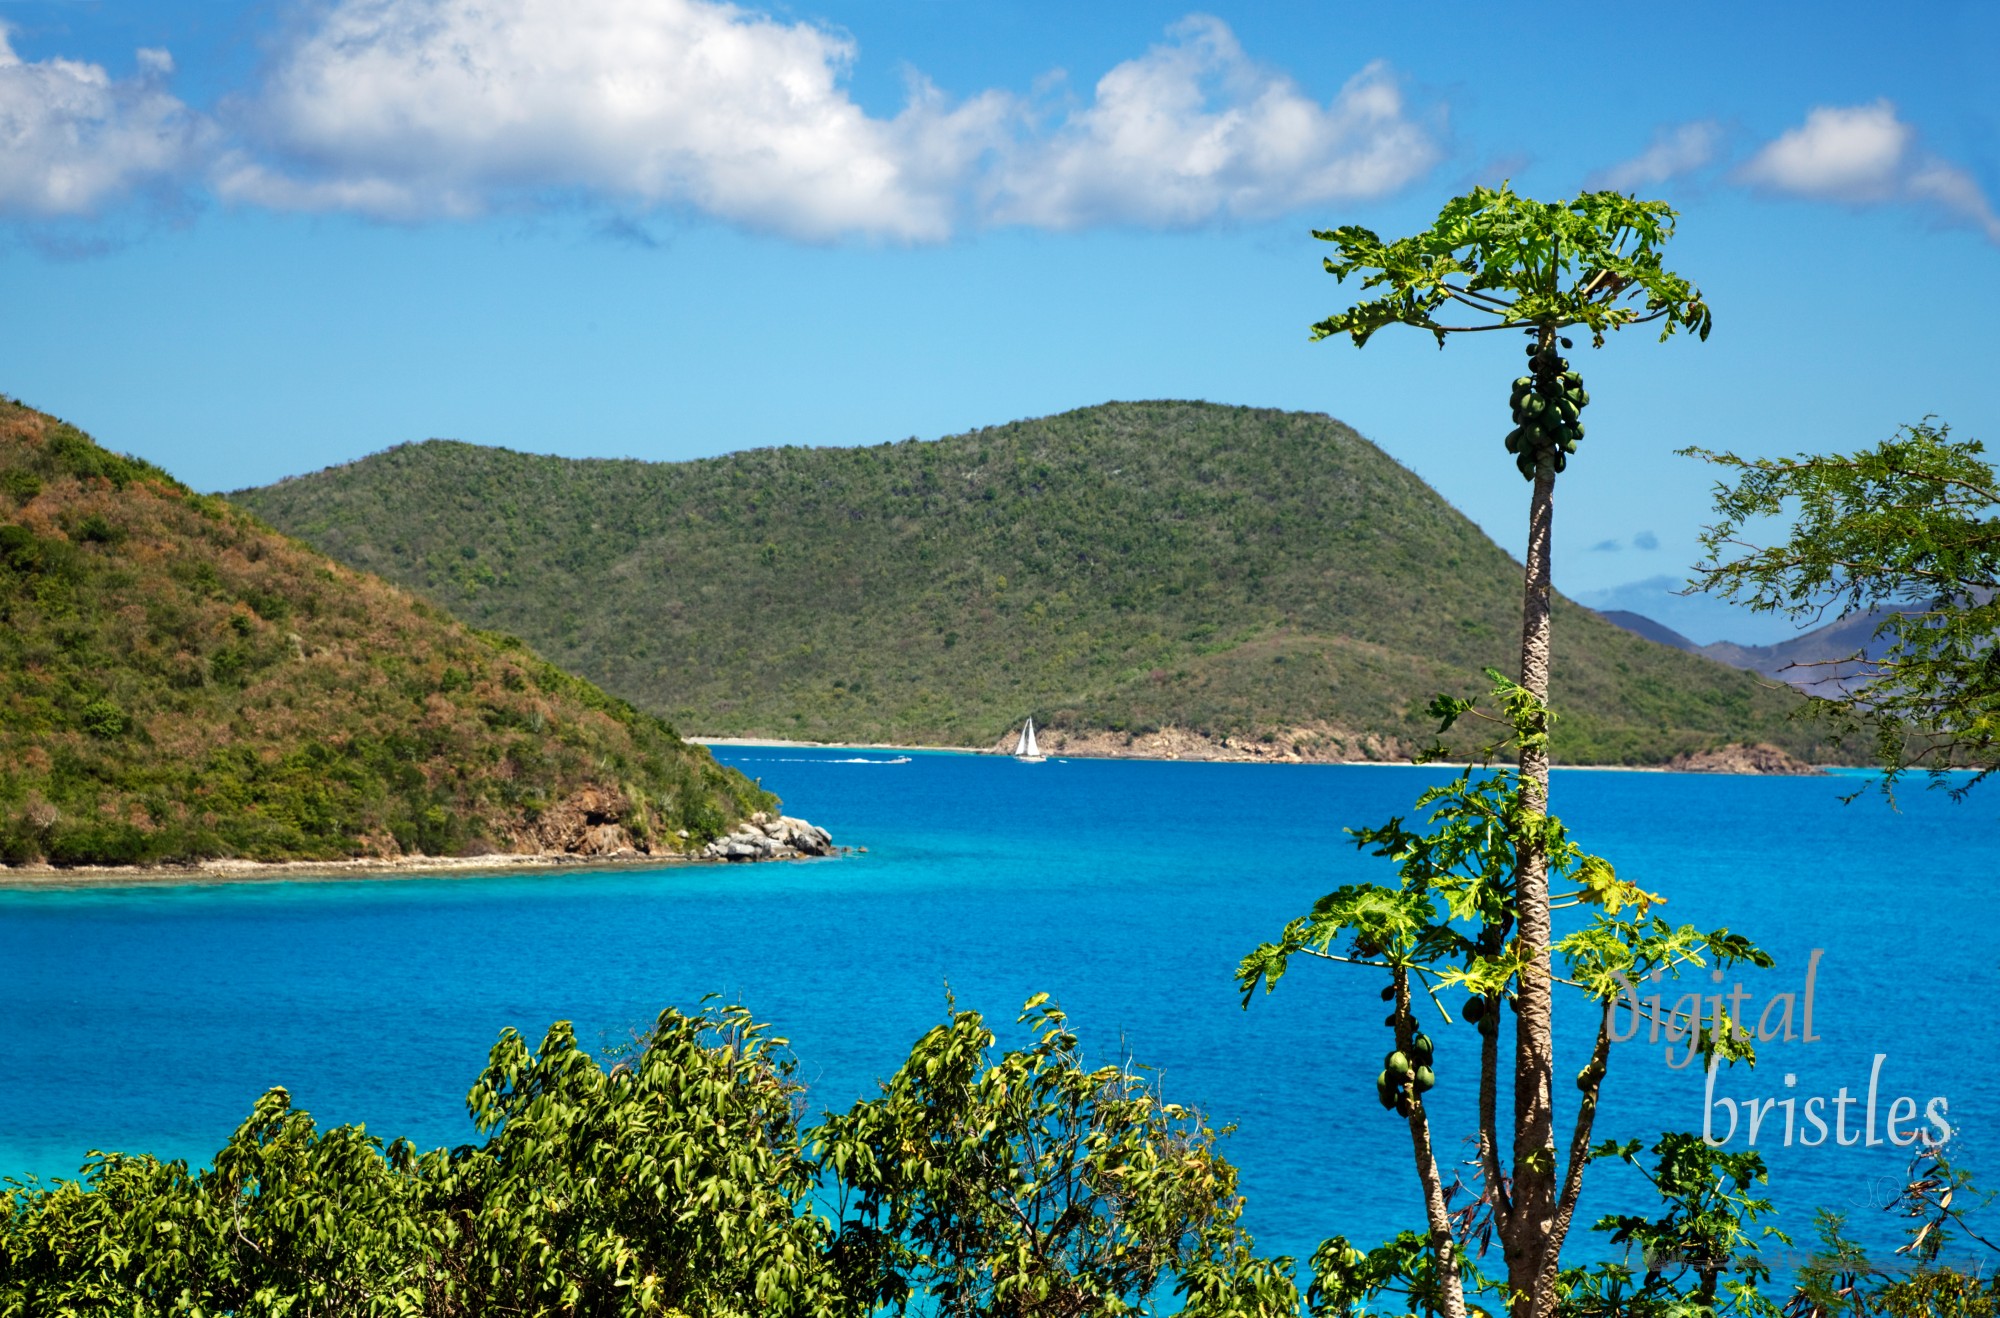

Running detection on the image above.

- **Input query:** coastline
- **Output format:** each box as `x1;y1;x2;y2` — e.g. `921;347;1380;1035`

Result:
0;852;840;892
694;737;976;754
0;851;735;890
3;743;1828;890
694;734;1815;774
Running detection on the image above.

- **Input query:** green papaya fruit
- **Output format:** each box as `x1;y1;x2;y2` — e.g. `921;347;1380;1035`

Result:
1553;451;1568;473
1414;1065;1436;1092
1379;984;1396;1001
1395;1094;1414;1117
1463;997;1485;1023
1412;1033;1434;1062
1386;1050;1413;1077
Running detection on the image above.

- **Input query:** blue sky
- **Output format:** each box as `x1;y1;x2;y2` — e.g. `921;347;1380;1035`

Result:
1;0;1995;643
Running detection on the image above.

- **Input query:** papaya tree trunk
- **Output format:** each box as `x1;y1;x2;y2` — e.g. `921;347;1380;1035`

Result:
1505;403;1560;1316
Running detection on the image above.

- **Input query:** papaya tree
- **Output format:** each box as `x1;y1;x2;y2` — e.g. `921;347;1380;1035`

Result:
1242;687;1772;1318
1244;187;1728;1318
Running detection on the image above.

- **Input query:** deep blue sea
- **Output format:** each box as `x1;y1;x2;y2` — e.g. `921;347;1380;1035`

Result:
3;750;1996;1278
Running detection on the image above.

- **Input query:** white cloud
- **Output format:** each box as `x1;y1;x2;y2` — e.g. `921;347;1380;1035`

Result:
1739;100;1999;242
1739;101;1908;201
1588;121;1721;191
221;0;1010;239
225;3;1435;238
985;16;1435;229
0;4;1437;239
0;27;209;218
1905;158;2000;243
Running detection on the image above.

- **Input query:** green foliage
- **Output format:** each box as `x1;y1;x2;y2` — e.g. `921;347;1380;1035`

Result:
233;402;1819;764
1555;1134;1788;1317
1313;185;1709;497
1311;185;1711;351
0;1091;432;1315
817;995;1300;1317
1239;677;1769;1021
0;468;40;503
0;398;772;866
1307;1229;1495;1317
0;1000;1295;1317
1687;419;2000;795
442;1006;840;1316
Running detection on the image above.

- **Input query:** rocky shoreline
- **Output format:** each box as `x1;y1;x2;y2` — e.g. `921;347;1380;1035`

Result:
977;725;1828;774
1660;743;1825;775
0;810;842;888
697;812;838;861
992;721;1412;764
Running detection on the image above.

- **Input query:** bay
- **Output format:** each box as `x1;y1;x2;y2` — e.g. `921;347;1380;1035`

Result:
2;749;1994;1274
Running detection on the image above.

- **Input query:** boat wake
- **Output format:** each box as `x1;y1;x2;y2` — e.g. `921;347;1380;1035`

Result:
728;755;913;765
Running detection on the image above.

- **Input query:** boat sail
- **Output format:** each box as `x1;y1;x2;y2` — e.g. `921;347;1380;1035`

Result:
1013;717;1046;762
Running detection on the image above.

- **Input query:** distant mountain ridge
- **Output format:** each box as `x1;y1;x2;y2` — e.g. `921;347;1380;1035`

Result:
238;400;1830;765
0;398;773;867
1599;607;1893;695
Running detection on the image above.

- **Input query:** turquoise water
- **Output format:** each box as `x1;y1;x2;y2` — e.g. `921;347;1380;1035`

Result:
2;750;1995;1272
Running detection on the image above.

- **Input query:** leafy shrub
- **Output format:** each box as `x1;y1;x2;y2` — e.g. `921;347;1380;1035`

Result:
0;469;39;503
0;1001;1301;1317
78;700;127;738
72;513;122;545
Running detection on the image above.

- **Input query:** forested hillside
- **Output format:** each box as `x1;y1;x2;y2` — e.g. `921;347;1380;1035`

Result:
239;401;1826;764
0;399;772;866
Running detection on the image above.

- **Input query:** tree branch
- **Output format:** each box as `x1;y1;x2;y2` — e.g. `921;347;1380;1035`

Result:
1396;966;1470;1318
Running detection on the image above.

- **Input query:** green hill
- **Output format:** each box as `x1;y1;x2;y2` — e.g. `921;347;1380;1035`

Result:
236;401;1827;765
0;399;773;867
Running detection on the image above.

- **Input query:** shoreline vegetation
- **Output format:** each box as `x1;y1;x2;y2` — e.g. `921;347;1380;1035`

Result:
0;811;841;887
0;400;794;872
0;847;840;892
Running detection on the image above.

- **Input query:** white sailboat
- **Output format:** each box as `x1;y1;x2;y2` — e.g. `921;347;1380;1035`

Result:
1013;717;1046;762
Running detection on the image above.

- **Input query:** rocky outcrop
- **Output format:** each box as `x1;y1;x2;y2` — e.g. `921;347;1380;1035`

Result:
511;785;647;856
699;812;836;861
1663;743;1824;776
510;789;836;862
